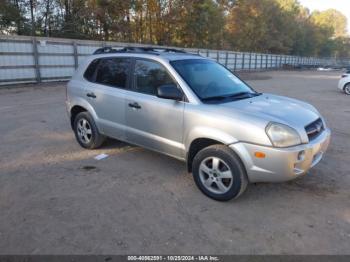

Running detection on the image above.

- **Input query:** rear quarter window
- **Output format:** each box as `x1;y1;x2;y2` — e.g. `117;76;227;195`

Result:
84;59;100;82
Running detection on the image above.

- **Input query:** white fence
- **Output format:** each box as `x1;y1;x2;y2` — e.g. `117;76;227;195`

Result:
0;34;347;86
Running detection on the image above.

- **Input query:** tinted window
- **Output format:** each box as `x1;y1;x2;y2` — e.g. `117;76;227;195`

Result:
134;59;175;95
84;59;99;81
95;58;131;88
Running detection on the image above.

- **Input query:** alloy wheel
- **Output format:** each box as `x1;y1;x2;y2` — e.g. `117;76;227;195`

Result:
199;157;234;194
77;118;92;144
344;84;350;95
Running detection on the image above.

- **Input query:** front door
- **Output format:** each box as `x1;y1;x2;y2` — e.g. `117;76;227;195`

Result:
125;59;185;159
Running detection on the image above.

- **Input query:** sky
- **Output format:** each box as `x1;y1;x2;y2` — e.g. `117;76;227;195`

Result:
299;0;350;34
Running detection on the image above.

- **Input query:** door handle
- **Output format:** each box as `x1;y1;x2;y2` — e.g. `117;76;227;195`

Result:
86;92;96;98
128;102;141;109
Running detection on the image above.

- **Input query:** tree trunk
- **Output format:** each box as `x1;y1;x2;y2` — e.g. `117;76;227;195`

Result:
29;0;35;36
44;0;51;37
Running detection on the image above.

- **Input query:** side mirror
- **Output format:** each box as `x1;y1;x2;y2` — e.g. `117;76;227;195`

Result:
157;84;183;101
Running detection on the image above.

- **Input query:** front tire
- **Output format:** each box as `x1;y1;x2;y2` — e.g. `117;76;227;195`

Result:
192;144;248;201
344;83;350;95
73;112;106;149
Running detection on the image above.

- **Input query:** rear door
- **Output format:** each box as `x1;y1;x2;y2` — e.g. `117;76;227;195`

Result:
84;57;132;140
125;58;185;159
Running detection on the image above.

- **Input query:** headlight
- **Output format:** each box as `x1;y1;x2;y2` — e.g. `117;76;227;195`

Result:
266;123;301;148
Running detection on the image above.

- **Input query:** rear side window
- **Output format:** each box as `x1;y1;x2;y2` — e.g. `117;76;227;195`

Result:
134;59;175;95
85;57;131;89
84;59;99;82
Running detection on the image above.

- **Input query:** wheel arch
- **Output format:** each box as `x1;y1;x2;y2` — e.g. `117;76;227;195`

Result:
343;82;350;93
69;98;99;130
185;127;240;172
186;131;242;173
186;138;224;172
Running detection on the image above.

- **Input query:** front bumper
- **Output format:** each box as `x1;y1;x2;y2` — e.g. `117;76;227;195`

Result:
230;128;331;183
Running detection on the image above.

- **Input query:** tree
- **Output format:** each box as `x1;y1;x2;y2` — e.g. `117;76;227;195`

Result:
226;0;295;53
179;0;225;49
311;9;348;38
0;0;29;34
0;0;349;59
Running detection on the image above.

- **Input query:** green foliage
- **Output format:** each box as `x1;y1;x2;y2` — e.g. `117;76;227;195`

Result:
0;0;30;34
227;0;296;53
0;0;349;58
311;9;348;38
226;0;349;58
179;0;225;48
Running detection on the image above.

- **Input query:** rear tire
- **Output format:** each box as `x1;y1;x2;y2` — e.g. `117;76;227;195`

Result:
192;144;248;201
344;83;350;95
73;112;106;149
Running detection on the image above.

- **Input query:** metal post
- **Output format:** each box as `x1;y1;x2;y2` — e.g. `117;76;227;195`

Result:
270;55;273;69
73;41;78;70
255;53;258;70
225;52;228;67
274;55;277;69
242;53;245;70
32;37;41;83
217;51;219;63
284;56;287;67
280;56;283;69
248;53;251;71
265;54;268;69
233;53;237;71
260;54;263;70
206;49;209;57
275;56;278;68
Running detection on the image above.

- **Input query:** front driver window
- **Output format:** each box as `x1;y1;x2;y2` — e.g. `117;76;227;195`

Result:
134;59;175;96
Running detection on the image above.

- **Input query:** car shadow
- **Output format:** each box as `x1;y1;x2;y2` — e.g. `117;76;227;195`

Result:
101;138;136;150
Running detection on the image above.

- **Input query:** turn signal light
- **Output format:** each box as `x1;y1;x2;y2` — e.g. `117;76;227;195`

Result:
254;152;266;158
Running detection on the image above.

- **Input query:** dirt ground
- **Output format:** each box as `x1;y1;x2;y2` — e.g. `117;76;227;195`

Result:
0;70;349;255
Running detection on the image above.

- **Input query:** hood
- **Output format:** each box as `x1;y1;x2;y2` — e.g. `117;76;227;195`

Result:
217;93;320;128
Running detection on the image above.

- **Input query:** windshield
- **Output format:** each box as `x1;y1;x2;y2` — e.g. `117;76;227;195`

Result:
170;59;257;102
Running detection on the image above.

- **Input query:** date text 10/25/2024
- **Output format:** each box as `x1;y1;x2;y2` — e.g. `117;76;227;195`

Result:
127;256;220;261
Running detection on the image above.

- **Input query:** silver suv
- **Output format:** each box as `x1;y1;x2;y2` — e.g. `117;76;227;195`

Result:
66;47;331;201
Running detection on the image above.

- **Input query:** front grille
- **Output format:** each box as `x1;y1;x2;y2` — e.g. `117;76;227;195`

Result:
305;118;324;141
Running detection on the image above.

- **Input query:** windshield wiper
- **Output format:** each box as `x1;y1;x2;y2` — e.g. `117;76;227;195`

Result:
228;91;262;98
202;92;261;102
201;95;231;101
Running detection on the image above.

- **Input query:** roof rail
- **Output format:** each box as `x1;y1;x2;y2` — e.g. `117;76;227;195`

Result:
93;46;120;55
93;46;188;55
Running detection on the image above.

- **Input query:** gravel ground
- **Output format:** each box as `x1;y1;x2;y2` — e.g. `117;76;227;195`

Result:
0;70;349;254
